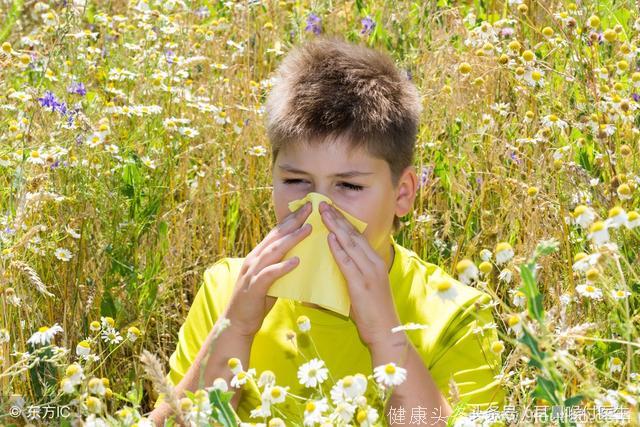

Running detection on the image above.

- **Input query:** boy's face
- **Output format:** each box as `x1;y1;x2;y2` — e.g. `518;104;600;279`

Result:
271;136;417;259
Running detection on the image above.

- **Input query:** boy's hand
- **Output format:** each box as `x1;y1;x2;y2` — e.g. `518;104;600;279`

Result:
319;201;401;347
223;201;313;338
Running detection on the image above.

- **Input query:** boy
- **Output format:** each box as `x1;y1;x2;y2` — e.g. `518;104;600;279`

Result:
150;36;505;425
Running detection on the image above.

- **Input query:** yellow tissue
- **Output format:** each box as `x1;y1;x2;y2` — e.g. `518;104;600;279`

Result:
267;192;368;317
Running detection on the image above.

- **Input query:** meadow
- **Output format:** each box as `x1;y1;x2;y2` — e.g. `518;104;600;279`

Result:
0;0;639;425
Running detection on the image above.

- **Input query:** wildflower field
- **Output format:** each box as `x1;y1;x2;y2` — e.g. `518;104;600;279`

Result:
1;0;640;425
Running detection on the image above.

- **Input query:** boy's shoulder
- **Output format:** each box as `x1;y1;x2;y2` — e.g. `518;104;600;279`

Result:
392;240;491;305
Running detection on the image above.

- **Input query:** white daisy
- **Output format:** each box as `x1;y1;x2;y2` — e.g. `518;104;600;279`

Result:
511;290;526;307
127;326;141;342
455;260;478;284
230;368;256;388
373;362;407;388
355;405;379;427
261;385;288;405
330;374;367;404
257;370;276;388
576;284;603;300
76;340;91;356
541;114;568;131
573;205;596;228
494;242;514;265
610;357;623;374
141;155;157;169
54;247;73;261
605;206;627;229
330;401;357;423
507;314;524;337
297;358;329;388
587;221;609;246
27;323;63;346
250;404;271;418
611;289;631;300
303;397;329;426
247;145;267;157
208;377;228;392
296;315;311;333
626;211;640;229
178;126;199;138
101;327;123;345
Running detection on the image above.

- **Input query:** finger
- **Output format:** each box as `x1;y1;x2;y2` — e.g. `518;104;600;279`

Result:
321;205;373;270
252;221;312;275
327;231;364;287
249;256;300;294
252;201;312;257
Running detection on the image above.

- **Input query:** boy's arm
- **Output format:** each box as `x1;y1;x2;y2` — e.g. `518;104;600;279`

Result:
370;333;453;426
148;318;253;425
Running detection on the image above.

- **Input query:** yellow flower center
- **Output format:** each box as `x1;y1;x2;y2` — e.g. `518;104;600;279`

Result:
385;364;396;374
306;402;316;412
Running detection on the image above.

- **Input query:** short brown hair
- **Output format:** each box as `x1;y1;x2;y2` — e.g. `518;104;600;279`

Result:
265;36;422;234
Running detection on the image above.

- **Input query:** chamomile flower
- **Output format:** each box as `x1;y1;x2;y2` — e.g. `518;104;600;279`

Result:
495;242;514;265
576;284;603;300
297;315;311;333
330;374;368;403
250;404;271;418
247;145;267;157
511;290;526;307
54;247;73;261
331;401;357;423
231;368;256;388
456;259;479;284
507;314;524;337
626;211;640;229
87;377;107;395
76;340;91;357
101;327;123;345
541;114;568;131
298;358;329;388
141;155;157;169
101;317;115;329
178;126;199;138
498;268;513;284
228;357;243;375
303;397;329;426
611;289;631;300
90;320;101;332
258;370;276;388
127;326;141;342
490;340;505;354
373;362;407;388
573;205;596;228
261;385;289;405
587;221;609;246
65;363;84;383
209;377;228;392
355;405;379;427
27;323;63;346
610;357;623;374
605;206;628;229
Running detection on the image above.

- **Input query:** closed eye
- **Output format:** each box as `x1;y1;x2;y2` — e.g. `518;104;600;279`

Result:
283;179;364;191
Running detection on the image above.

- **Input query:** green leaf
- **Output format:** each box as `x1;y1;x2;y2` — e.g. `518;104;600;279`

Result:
532;375;560;406
519;262;545;323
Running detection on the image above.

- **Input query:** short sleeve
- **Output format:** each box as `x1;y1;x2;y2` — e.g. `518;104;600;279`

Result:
153;258;233;408
427;292;506;412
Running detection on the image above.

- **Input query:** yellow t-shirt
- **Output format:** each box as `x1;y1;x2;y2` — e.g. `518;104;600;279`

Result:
155;235;505;424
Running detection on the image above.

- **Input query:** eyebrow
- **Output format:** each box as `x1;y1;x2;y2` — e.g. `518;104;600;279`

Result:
278;164;373;178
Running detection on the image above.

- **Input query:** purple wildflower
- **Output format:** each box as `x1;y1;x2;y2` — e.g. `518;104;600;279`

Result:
632;93;640;103
38;91;61;111
499;27;515;38
361;16;376;35
194;6;210;19
165;49;175;64
305;13;322;35
67;82;86;96
417;166;433;189
586;31;604;46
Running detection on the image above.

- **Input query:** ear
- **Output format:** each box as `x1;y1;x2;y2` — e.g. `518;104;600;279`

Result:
394;165;418;218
